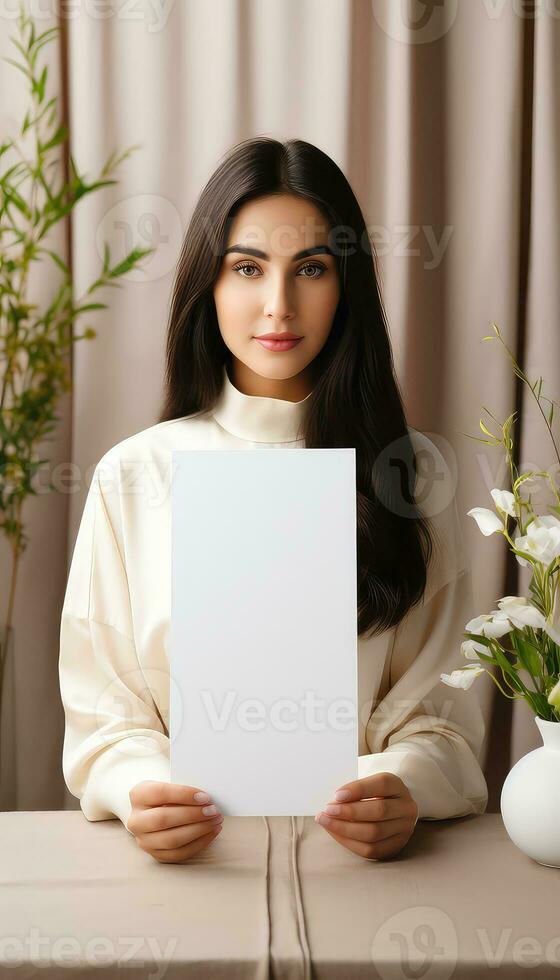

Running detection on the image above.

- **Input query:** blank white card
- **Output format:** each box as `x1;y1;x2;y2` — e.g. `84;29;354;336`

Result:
169;448;358;816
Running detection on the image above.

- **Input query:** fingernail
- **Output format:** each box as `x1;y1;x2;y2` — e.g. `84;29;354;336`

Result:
335;790;351;802
194;792;211;803
202;804;219;816
325;804;341;815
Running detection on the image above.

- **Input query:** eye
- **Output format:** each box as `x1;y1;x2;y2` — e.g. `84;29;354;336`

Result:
231;261;327;279
232;261;261;278
297;262;326;279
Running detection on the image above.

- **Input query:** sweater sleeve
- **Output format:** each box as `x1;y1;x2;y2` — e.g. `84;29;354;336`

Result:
358;431;489;820
58;454;170;834
358;568;489;819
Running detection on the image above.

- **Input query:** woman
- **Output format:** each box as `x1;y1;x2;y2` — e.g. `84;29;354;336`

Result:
59;137;488;865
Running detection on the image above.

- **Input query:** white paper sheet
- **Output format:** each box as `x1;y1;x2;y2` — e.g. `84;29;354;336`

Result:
169;448;358;815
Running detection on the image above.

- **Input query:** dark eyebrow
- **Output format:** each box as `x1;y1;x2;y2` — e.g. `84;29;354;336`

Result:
223;244;333;261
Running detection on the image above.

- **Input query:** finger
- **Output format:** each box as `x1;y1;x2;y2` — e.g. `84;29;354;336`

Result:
316;814;413;844
138;815;224;851
144;826;223;864
329;772;405;804
130;801;222;835
323;824;409;861
320;795;416;824
130;781;214;810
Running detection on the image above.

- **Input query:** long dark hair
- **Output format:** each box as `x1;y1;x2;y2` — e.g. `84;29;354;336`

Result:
158;136;437;638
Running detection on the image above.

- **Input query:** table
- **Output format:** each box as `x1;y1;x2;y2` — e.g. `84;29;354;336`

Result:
0;812;559;978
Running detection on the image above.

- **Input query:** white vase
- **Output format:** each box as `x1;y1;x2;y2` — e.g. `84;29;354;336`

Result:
500;715;560;868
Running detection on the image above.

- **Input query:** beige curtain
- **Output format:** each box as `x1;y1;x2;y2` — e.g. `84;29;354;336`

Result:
1;0;558;813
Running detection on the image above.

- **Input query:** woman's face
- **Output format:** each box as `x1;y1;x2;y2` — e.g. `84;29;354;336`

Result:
212;193;341;398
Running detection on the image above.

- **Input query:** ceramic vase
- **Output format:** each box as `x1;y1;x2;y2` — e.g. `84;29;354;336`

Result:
500;715;560;868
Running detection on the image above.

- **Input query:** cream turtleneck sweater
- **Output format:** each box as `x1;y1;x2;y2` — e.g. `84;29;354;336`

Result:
59;365;488;834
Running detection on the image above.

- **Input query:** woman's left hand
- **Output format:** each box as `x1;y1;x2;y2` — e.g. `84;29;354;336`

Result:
314;772;419;860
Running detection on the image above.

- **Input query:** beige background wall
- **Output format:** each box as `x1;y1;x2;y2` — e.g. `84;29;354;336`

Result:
1;0;558;813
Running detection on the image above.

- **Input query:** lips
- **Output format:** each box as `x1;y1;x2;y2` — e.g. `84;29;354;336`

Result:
254;336;304;351
255;332;302;341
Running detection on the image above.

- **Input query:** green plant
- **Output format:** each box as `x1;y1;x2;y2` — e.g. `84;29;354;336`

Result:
440;323;560;721
0;3;154;703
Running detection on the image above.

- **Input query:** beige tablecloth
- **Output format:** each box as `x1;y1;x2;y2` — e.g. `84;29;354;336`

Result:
0;812;559;978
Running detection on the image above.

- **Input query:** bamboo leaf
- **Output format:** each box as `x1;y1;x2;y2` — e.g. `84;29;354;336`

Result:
74;178;118;202
0;4;157;641
108;246;152;278
99;143;141;177
73;303;107;314
35;248;69;274
2;185;31;219
9;36;28;59
21;109;32;134
4;56;31;80
32;64;48;103
31;27;59;55
38;122;68;154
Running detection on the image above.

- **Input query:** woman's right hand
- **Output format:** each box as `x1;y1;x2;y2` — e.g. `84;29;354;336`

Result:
127;780;224;863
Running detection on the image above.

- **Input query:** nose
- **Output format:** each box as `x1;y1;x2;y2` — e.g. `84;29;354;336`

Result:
263;272;295;321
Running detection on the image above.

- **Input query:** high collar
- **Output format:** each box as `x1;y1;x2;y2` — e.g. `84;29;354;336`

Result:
211;364;313;443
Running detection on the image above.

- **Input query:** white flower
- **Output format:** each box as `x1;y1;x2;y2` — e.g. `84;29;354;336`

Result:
495;596;547;630
532;513;560;529
461;638;488;660
490;488;516;517
440;665;486;690
543;583;560;646
465;612;511;638
548;677;560;708
467;507;504;536
513;514;560;568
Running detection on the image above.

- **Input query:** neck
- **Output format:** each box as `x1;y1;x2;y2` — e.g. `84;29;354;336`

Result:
212;363;315;443
228;357;318;402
